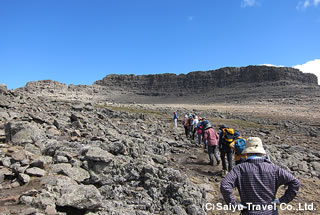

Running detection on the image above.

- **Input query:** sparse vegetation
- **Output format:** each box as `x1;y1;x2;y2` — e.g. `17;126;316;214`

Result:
208;117;276;130
103;104;164;116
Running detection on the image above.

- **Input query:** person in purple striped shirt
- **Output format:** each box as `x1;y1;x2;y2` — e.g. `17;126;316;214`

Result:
220;137;300;215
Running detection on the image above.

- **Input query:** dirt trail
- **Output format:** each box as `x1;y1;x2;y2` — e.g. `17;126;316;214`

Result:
0;178;43;214
168;130;320;215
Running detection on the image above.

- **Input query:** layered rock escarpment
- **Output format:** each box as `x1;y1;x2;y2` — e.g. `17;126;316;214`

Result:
94;66;318;96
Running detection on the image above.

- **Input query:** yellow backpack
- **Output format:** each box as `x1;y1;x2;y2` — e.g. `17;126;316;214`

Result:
222;128;235;143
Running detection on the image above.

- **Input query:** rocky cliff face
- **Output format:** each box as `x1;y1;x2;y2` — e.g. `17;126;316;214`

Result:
94;66;318;96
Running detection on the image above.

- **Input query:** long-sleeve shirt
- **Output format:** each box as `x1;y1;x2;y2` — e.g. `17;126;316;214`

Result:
220;158;300;215
203;128;219;146
192;118;198;126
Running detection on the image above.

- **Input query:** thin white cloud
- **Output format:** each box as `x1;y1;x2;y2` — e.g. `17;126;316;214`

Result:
293;59;320;84
305;0;311;8
188;16;194;21
241;0;257;8
262;60;320;84
261;64;284;67
297;0;320;10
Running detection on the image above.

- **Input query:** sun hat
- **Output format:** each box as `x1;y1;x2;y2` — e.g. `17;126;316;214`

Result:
204;122;212;130
241;137;266;155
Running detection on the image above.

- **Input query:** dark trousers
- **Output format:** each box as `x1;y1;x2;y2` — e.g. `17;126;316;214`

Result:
192;129;196;140
208;145;220;165
220;149;233;171
184;126;189;138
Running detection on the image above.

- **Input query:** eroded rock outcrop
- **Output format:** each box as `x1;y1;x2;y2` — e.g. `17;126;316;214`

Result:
94;66;318;96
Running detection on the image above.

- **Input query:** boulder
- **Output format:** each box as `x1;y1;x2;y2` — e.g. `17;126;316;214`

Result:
55;155;69;163
152;154;168;164
5;121;44;145
11;150;27;162
30;158;46;169
162;168;184;182
0;112;9;122
85;146;114;163
50;163;90;183
18;173;31;184
311;162;320;172
41;175;77;188
56;184;102;210
25;167;46;177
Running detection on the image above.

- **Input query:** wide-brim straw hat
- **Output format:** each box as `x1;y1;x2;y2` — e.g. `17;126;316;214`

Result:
242;137;266;155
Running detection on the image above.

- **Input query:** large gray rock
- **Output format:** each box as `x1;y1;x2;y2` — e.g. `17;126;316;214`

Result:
5;121;44;145
26;167;46;177
1;157;11;167
18;173;31;184
162;168;184;182
41;175;78;188
311;162;320;172
85;146;114;163
0;112;9;121
49;163;90;183
56;184;102;210
11;150;27;162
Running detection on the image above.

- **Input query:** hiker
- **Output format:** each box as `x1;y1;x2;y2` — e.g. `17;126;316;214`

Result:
201;118;209;150
196;117;203;146
220;137;300;215
183;114;190;138
173;112;178;128
191;115;198;140
188;115;194;138
218;125;235;176
203;122;220;166
229;131;248;165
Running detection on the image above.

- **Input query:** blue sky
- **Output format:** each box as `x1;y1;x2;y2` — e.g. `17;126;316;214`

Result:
1;0;320;89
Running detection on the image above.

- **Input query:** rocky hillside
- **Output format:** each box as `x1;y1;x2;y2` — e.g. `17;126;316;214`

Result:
0;85;209;214
94;66;318;96
0;80;320;214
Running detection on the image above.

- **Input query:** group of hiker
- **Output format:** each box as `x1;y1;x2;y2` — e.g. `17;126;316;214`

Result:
174;112;301;215
180;113;245;176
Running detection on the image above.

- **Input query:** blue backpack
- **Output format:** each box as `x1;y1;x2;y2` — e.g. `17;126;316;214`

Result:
234;138;246;155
